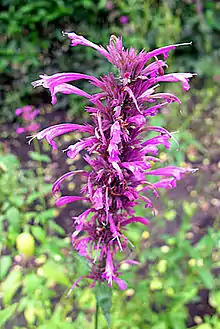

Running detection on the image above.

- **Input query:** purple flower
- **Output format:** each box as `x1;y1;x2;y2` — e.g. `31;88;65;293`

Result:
106;1;114;10
29;123;94;150
32;32;197;290
16;105;40;134
32;73;98;105
119;16;129;25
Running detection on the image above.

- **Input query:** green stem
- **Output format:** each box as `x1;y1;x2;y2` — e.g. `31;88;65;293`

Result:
33;138;47;217
95;302;99;329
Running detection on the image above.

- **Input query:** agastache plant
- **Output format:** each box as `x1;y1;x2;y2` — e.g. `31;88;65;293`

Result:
31;32;197;291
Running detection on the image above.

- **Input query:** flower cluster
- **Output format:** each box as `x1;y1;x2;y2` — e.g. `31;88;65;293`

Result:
32;32;196;290
16;105;40;135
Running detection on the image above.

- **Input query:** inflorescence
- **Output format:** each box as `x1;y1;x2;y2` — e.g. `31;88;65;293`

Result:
31;32;197;290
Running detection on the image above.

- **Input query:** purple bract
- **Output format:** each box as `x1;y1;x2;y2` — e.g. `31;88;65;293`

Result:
32;33;197;290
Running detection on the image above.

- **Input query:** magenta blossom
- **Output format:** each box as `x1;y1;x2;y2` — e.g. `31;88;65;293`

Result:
32;32;197;290
16;105;40;134
119;15;129;25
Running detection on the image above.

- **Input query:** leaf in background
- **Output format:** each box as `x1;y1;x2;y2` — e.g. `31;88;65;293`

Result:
38;209;56;223
28;151;51;163
0;269;22;305
5;207;20;229
22;273;43;294
9;195;24;207
48;221;65;235
199;268;214;290
32;225;46;243
0;154;20;170
0;255;12;280
196;324;212;329
152;322;168;329
94;282;112;328
26;191;42;204
42;260;70;286
0;303;18;327
209;291;220;314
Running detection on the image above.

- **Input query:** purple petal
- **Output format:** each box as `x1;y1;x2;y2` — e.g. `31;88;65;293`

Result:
146;166;198;180
121;216;149;227
52;170;88;194
32;72;97;89
108;121;121;163
103;249;114;286
144;102;168;116
113;277;127;290
141;60;168;77
144;42;192;61
33;123;93;150
92;187;103;210
56;196;87;207
64;31;109;59
154;73;195;91
66;137;98;159
52;83;91;105
146;92;181;104
124;86;141;113
153;178;177;189
142;135;171;150
127;115;146;127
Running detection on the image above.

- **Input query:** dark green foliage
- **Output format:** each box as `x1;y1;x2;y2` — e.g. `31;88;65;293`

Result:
1;0;220;122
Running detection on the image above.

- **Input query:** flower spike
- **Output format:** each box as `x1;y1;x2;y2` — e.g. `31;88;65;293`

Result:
31;32;197;289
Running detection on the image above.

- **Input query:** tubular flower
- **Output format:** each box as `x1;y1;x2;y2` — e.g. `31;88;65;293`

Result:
32;32;197;290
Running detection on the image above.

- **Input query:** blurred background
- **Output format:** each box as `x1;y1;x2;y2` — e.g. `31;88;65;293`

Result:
0;0;220;328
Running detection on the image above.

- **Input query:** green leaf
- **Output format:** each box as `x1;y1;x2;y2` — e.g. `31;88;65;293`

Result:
42;261;70;286
152;323;168;329
0;303;18;327
183;201;197;217
32;225;46;242
94;282;112;327
199;268;214;289
1;269;22;305
9;195;24;207
39;209;55;222
0;255;12;280
196;324;212;329
22;273;43;294
29;151;51;163
26;192;41;204
5;207;20;228
48;221;65;235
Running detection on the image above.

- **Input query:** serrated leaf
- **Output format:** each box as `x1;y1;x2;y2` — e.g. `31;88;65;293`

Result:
0;303;18;327
94;283;112;327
